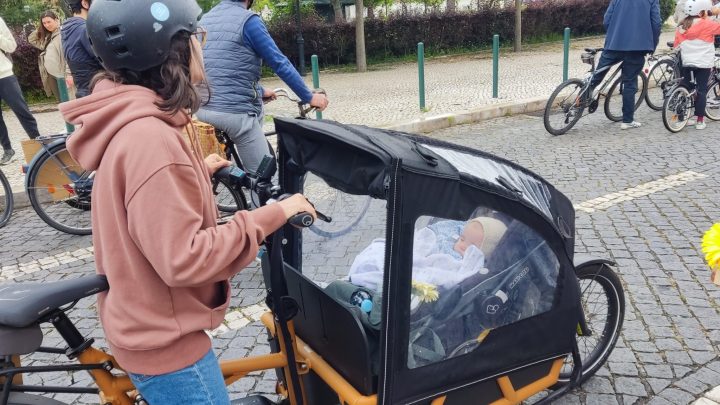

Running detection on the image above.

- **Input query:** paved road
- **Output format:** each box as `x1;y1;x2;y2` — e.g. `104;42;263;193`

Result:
4;102;720;404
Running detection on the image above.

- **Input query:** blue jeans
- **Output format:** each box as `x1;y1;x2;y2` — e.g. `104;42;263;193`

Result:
589;50;646;123
128;349;230;405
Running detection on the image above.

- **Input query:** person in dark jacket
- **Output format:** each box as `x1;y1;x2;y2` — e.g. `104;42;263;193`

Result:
62;0;102;98
589;0;662;130
197;0;328;174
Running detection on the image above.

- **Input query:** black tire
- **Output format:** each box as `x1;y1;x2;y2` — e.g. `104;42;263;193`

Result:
213;176;248;216
26;142;93;235
705;80;720;121
543;79;586;136
645;59;678;111
303;172;372;239
556;263;625;386
0;169;13;228
604;71;648;122
662;85;692;133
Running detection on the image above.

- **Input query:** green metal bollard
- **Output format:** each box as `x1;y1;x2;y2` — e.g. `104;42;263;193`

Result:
311;55;322;119
492;35;499;99
563;27;570;82
418;42;425;111
56;77;74;133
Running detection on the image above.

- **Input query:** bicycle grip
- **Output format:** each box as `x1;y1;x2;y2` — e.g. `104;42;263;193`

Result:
289;212;314;228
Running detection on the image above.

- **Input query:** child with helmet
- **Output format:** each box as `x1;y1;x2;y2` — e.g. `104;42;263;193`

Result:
58;0;316;403
674;0;720;129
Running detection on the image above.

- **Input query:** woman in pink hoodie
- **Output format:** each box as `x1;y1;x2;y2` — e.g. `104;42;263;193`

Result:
674;0;720;130
59;0;315;403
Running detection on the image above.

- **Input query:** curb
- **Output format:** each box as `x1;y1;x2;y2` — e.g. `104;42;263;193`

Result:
9;96;550;211
385;96;548;133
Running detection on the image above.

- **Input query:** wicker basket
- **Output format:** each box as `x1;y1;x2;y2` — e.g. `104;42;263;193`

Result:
183;119;225;158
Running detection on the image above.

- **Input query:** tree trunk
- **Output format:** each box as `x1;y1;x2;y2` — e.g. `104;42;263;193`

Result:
330;0;344;22
355;0;367;72
446;0;456;13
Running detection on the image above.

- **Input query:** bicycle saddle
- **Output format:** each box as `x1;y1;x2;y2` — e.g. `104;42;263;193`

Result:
0;275;108;328
230;396;275;405
584;47;603;54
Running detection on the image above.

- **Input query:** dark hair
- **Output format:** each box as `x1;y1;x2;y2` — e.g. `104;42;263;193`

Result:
91;31;206;115
37;10;59;44
69;0;91;15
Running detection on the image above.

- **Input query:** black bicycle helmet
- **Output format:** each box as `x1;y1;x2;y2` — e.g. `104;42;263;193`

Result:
87;0;202;72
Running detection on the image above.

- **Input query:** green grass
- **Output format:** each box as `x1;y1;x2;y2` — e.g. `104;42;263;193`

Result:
22;89;55;106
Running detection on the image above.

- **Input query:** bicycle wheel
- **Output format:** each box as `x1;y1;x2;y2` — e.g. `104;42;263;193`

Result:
0;169;13;228
645;59;678;111
705;80;720;121
26;142;93;235
212;176;247;216
662;85;692;133
556;263;624;386
604;71;648;122
302;172;372;239
543;79;586;136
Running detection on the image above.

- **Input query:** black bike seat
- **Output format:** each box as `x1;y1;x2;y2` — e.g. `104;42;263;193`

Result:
667;41;674;48
0;275;108;328
584;47;603;54
230;396;275;405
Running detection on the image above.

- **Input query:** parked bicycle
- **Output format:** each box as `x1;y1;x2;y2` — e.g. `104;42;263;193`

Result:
544;47;648;136
23;135;93;235
661;62;720;133
1;117;624;405
0;168;12;229
212;88;372;239
645;41;682;111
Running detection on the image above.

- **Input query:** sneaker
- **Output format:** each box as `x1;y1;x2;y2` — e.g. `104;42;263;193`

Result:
0;149;14;165
696;121;707;130
620;121;642;130
687;117;697;126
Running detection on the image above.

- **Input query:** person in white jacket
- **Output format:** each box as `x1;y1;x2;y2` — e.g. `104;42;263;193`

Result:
0;16;41;165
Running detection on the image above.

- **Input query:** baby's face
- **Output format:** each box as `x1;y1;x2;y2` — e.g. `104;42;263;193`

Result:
453;222;485;256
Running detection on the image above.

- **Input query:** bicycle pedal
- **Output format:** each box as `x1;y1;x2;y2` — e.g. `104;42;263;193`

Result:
588;100;598;113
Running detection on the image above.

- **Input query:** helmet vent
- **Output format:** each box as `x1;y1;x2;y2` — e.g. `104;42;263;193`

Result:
105;25;122;39
114;46;130;57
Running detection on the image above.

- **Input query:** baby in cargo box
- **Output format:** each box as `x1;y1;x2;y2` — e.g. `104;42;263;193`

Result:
348;216;508;292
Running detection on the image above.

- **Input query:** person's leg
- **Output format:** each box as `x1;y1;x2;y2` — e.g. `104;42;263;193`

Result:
694;68;711;129
619;51;645;124
128;349;230;405
589;50;622;89
196;109;271;174
0;76;40;139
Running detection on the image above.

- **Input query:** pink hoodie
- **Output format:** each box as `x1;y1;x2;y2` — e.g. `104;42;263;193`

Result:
60;80;285;375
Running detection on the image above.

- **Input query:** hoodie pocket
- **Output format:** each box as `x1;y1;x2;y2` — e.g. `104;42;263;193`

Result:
210;281;231;329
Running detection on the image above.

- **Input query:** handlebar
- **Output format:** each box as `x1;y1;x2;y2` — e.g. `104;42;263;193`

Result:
264;87;327;118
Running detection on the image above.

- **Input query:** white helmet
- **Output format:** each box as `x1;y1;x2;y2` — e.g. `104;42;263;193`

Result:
685;0;713;16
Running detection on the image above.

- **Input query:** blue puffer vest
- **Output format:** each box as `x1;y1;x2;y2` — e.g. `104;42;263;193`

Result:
200;1;262;114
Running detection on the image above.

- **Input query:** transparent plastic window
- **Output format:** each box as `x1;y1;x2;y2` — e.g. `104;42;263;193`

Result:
406;209;560;368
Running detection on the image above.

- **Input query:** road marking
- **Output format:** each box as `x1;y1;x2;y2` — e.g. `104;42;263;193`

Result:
0;246;94;282
574;171;707;214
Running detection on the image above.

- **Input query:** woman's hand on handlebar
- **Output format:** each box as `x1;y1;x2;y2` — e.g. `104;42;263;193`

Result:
309;92;329;111
277;194;317;222
204;153;232;176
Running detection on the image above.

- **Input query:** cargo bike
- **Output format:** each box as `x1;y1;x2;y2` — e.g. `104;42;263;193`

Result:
0;118;624;405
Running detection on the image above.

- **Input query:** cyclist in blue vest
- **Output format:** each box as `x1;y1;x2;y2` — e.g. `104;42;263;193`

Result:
198;0;329;174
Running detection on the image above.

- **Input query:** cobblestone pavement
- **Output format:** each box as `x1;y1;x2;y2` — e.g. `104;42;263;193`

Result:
4;101;720;404
0;31;675;196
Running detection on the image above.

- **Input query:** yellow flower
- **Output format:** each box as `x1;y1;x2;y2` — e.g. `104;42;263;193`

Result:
702;223;720;271
411;280;439;303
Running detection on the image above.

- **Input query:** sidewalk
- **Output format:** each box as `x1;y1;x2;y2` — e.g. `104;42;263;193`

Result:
5;31;675;205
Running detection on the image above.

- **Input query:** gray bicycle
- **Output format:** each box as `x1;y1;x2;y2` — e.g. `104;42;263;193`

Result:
544;48;648;136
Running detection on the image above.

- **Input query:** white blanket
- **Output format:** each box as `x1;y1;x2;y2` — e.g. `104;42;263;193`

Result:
349;227;488;292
